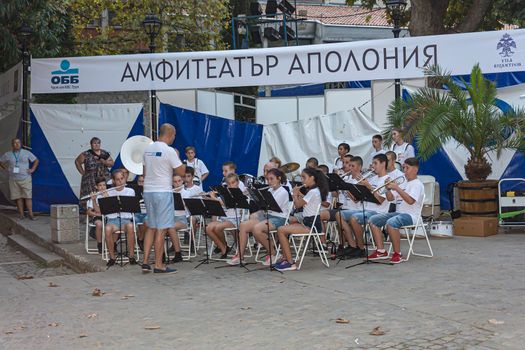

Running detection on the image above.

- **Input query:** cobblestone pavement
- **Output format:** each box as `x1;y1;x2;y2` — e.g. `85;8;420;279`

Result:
1;233;524;350
0;234;75;279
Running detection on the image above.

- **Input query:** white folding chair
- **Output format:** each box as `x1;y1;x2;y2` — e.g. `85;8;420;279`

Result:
255;201;294;263
418;175;437;221
387;193;433;260
209;209;251;258
101;215;140;263
85;214;99;254
290;204;330;270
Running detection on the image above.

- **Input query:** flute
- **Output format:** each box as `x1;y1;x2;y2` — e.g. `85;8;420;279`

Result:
80;184;126;200
172;184;185;192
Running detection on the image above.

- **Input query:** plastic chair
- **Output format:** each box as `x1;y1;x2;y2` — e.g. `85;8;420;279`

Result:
255;201;294;262
101;215;140;263
85;214;99;254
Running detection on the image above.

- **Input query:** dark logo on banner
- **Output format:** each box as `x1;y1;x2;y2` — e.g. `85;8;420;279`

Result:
51;60;79;89
497;33;516;58
494;33;521;69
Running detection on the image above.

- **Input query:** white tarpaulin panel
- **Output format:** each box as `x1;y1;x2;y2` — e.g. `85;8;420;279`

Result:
30;103;144;198
31;29;525;94
258;107;381;174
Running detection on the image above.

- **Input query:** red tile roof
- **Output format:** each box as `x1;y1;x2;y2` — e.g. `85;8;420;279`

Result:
295;5;390;27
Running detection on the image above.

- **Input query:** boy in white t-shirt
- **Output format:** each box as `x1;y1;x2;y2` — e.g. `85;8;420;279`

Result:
87;177;107;254
103;170;137;268
368;157;424;264
184;146;209;185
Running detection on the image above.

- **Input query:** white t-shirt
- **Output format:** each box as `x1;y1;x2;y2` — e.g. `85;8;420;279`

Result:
104;187;136;219
87;194;103;211
396;178;424;224
391;142;415;165
387;168;406;204
365;175;389;213
268;186;290;218
369;148;386;167
334;157;344;171
185;158;209;179
341;174;361;211
143;141;183;193
303;187;321;217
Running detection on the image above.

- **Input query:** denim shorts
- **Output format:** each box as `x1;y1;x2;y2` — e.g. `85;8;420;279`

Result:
220;217;238;226
386;213;413;229
106;217;132;229
143;192;174;229
268;215;287;230
368;212;399;228
351;210;379;225
134;213;147;225
174;215;188;225
303;216;323;233
340;209;361;221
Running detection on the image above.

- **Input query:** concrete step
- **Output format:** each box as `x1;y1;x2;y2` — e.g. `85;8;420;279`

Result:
7;235;64;267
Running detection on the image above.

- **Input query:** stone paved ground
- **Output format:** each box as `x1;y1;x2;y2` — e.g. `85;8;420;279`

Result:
0;233;524;350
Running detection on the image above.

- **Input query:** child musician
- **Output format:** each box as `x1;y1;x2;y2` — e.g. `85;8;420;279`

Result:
367;157;424;264
227;168;290;266
333;142;350;173
205;173;243;260
103;169;137;268
184;146;209;185
274;168;329;271
87;177;107;254
344;154;391;255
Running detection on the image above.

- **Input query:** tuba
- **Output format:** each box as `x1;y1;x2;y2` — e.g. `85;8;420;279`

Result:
120;136;153;175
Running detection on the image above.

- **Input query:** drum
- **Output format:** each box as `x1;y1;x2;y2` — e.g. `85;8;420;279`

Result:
430;221;454;238
239;174;256;188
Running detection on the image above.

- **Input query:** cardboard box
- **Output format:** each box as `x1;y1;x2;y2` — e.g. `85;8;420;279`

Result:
454;216;499;237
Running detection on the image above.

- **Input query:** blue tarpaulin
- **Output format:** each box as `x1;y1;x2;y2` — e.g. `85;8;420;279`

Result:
159;103;263;189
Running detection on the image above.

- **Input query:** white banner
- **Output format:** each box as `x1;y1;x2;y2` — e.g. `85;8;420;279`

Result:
31;29;525;94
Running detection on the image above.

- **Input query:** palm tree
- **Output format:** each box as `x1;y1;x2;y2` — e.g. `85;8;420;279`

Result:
383;64;525;181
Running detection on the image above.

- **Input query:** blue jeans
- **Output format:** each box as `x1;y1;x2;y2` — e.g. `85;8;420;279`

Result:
368;212;400;228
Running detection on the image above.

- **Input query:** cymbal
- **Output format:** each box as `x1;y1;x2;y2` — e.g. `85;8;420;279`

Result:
280;162;300;174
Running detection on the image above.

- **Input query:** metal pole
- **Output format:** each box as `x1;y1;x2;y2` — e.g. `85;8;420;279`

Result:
393;18;401;101
22;43;30;148
149;39;158;141
231;17;237;49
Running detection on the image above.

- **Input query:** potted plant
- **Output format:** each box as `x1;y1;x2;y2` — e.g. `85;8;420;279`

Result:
383;64;525;216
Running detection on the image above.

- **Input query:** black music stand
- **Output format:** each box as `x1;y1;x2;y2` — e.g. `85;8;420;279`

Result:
98;195;140;268
214;186;253;270
184;198;226;269
247;187;284;274
325;174;350;255
343;184;393;268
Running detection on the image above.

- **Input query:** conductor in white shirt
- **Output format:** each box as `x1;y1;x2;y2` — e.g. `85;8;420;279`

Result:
141;124;186;274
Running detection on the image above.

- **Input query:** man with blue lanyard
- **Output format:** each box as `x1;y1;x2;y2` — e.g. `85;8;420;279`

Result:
0;138;39;220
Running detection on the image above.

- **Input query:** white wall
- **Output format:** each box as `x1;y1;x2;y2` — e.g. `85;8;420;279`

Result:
298;96;325;120
256;97;297;125
157;89;234;120
371;78;427;128
325;88;372;117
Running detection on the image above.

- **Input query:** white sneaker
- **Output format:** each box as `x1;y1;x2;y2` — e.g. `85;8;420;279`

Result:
262;255;278;266
227;256;240;266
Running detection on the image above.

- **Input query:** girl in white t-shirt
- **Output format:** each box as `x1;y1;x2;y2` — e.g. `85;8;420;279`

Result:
275;168;328;271
205;173;242;260
227;168;290;266
390;128;415;165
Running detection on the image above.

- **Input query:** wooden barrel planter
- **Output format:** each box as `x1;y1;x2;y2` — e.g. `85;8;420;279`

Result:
457;180;499;217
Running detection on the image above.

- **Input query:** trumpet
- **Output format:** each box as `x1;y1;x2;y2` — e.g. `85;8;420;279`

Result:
372;175;405;195
80;184;126;200
356;170;376;183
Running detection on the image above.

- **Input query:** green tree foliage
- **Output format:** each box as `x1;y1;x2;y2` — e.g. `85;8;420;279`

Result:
383;65;525;181
347;0;524;36
68;0;229;56
0;0;73;72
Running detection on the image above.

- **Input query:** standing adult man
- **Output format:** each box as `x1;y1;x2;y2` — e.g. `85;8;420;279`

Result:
0;138;39;220
141;124;185;274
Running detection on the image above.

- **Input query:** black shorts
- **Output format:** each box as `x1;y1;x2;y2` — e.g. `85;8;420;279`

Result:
91;216;103;223
303;216;323;233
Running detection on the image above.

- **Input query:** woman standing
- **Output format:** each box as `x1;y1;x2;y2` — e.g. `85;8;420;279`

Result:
75;137;114;200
